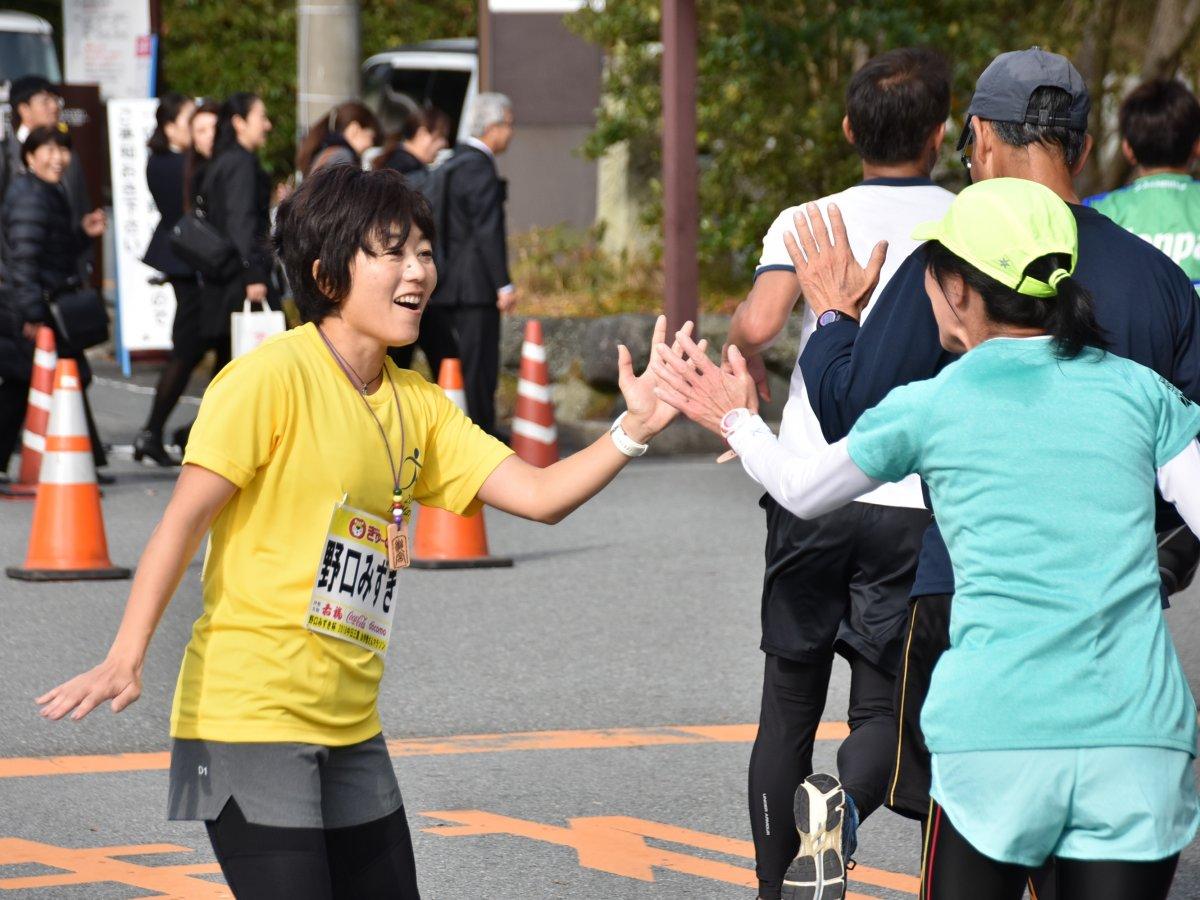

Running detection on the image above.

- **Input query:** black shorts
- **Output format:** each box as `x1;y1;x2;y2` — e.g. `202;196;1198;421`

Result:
759;494;931;673
885;592;951;820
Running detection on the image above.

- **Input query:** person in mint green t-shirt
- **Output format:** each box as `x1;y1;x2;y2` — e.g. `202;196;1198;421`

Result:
1085;79;1200;287
654;178;1200;900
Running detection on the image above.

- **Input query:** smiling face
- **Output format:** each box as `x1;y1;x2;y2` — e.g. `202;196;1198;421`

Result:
26;142;70;183
325;225;437;348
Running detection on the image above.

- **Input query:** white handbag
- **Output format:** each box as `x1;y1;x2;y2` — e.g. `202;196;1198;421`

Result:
230;298;286;358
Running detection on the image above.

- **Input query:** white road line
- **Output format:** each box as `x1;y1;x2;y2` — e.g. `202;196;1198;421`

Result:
92;376;201;406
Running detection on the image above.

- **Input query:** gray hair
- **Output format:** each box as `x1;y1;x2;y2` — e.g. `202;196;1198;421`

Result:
468;93;512;138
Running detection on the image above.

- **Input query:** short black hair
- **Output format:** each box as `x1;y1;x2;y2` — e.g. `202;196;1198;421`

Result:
1118;79;1200;168
987;86;1088;168
22;125;70;163
273;165;437;324
9;75;59;111
845;47;951;164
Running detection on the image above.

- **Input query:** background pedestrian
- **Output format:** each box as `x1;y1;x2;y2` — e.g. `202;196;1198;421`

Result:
377;105;451;175
2;126;108;473
425;92;517;436
137;92;197;466
295;100;381;176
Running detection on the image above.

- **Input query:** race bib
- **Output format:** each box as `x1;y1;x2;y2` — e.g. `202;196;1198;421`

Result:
307;500;399;655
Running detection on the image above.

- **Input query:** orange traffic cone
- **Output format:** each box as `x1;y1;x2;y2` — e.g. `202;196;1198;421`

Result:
510;319;559;467
3;326;57;498
7;359;131;582
411;359;512;570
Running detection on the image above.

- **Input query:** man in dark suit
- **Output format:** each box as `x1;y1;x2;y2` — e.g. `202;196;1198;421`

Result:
434;92;517;437
1;77;91;225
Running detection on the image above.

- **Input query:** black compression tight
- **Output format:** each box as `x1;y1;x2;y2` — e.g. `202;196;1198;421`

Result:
920;802;1178;900
205;798;421;899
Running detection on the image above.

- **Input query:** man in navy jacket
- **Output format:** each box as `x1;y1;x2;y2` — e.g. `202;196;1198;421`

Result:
795;48;1200;834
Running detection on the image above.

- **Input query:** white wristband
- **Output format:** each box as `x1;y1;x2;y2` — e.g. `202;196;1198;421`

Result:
610;412;650;458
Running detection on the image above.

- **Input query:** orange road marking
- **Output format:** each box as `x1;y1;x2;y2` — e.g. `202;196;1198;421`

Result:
0;721;849;779
0;838;229;896
423;810;918;897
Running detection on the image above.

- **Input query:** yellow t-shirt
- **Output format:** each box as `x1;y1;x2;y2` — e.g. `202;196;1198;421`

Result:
171;323;513;745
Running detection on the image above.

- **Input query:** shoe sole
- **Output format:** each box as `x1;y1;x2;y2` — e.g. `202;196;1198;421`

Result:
781;773;846;900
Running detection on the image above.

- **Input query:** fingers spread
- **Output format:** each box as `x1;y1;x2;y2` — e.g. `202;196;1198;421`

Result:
674;331;717;375
783;230;807;271
867;240;888;276
650;314;667;349
616;343;634;385
827;202;850;250
792;210;819;262
806;202;829;253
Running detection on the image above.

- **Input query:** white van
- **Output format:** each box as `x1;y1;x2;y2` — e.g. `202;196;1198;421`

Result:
361;38;479;156
0;11;61;84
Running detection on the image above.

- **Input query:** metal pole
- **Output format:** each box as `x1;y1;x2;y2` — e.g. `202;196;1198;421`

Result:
661;0;698;336
296;1;361;146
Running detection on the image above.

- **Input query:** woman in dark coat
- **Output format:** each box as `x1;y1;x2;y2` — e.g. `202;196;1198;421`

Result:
377;105;450;175
136;93;197;466
295;100;379;176
1;126;108;472
193;93;277;383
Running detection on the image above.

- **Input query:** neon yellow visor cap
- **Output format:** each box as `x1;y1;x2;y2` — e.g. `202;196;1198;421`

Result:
911;177;1078;298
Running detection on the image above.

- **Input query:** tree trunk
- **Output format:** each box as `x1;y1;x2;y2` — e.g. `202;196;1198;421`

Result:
1074;0;1122;197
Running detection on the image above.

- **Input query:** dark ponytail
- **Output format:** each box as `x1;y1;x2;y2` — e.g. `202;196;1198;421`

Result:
147;92;192;155
213;92;260;158
926;241;1109;359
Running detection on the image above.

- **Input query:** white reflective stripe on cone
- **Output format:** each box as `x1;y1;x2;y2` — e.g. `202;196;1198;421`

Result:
445;388;467;413
521;342;546;363
511;418;558;445
517;380;552;404
28;389;52;412
21;431;46;452
39;450;96;485
34;348;56;370
46;394;88;437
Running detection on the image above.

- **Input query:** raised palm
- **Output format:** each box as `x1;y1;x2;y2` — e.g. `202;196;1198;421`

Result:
618;316;705;436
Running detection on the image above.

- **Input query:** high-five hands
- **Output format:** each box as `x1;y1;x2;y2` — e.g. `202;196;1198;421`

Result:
616;315;709;442
651;325;758;436
782;202;887;319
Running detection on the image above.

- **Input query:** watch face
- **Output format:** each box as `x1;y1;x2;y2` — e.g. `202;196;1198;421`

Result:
721;409;745;432
818;310;841;327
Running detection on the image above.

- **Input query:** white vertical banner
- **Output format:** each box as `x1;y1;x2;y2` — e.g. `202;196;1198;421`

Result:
63;0;154;100
108;98;176;356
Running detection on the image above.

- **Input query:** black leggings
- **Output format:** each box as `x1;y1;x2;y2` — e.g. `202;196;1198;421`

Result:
749;650;896;900
205;798;421;899
920;802;1178;900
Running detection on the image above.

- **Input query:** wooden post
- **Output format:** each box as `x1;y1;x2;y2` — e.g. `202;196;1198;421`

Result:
661;0;699;336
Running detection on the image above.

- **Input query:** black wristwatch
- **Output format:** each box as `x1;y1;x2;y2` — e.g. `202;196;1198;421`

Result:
816;309;856;328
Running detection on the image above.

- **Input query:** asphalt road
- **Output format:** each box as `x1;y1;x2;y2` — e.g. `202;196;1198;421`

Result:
1;364;1200;898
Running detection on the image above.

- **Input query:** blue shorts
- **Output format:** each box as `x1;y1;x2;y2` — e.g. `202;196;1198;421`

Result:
931;746;1199;866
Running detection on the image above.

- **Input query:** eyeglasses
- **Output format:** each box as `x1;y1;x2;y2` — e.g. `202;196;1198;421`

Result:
960;121;975;185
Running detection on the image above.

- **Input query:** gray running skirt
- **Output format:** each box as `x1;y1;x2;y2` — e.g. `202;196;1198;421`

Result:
168;733;403;829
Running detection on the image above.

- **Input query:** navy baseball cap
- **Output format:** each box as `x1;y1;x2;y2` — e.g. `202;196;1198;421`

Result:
956;48;1090;150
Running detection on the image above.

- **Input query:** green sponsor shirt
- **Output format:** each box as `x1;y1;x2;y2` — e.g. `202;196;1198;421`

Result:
1086;173;1200;287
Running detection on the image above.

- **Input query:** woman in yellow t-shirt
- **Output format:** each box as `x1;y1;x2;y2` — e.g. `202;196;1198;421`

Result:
37;164;695;899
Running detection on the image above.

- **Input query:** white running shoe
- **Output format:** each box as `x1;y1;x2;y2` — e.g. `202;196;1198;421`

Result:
781;773;849;900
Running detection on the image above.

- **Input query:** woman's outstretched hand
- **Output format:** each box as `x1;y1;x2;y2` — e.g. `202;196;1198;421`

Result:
617;315;708;442
652;328;758;435
36;655;142;721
